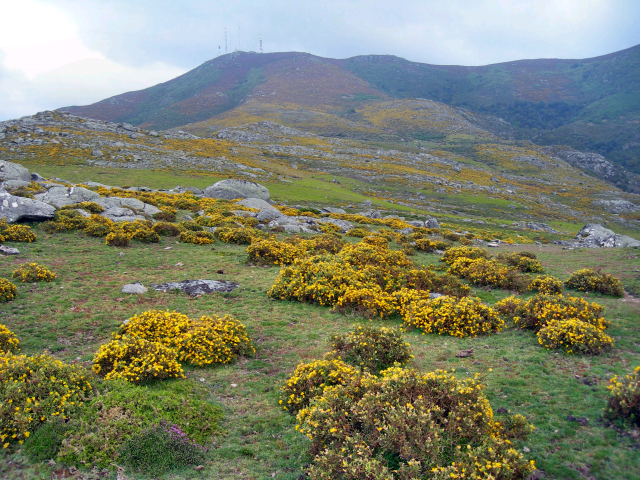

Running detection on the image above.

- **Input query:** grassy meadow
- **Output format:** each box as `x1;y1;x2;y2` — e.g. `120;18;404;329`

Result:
1;219;639;479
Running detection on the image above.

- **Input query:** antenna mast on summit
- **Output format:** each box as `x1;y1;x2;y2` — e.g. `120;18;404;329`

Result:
225;28;228;53
260;34;263;53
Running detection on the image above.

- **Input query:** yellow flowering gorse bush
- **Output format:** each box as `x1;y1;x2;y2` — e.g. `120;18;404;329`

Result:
0;354;92;446
0;279;17;303
0;325;19;354
528;275;563;295
537;319;614;355
11;263;56;283
606;366;640;426
565;268;625;297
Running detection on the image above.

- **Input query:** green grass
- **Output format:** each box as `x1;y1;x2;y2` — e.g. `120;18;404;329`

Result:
1;227;639;479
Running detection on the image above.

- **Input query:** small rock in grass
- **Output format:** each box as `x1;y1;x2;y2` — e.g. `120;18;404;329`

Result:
195;465;204;471
175;262;184;267
121;282;148;294
456;349;474;358
164;247;172;250
496;407;508;414
0;246;20;255
230;383;237;388
118;252;124;257
522;446;531;453
199;378;205;382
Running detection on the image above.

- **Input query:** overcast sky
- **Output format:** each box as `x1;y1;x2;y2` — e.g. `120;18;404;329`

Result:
1;0;639;121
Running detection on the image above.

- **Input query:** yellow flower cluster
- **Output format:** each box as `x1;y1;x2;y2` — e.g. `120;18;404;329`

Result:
402;295;504;337
179;230;216;245
497;252;544;273
247;239;307;266
346;227;371;238
105;231;130;247
565;268;625;297
505;294;607;331
606;366;640;425
214;226;263;245
0;220;37;243
83;215;113;237
279;358;356;414
361;235;389;248
92;336;185;383
448;257;529;292
528;275;563;295
441;246;491;265
414;238;450;252
537;318;613;355
297;367;535;480
0;325;20;354
94;310;256;382
58;201;105;214
327;213;414;231
0;353;92;446
11;263;56;283
0;279;17;303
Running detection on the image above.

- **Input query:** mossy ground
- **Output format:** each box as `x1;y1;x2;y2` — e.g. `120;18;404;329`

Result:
1;222;639;479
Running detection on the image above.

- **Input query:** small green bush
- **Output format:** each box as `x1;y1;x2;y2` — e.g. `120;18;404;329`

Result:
565;268;625;297
153;221;181;236
607;366;640;426
152;210;177;222
118;421;205;476
23;419;69;463
329;325;412;373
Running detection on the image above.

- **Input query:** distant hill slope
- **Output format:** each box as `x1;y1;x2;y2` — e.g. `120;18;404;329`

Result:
62;45;640;177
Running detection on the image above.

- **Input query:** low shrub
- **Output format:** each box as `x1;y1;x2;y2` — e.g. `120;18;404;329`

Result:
118;420;205;476
179;230;216;244
565;268;625;297
0;354;92;446
179;315;255;366
12;263;56;283
414;238;450;252
153;221;181;236
537;319;614;355
500;413;536;440
335;284;398;318
152;210;177;222
92;336;185;383
403;269;470;298
329;325;412;373
247;239;306;266
105;231;130;247
0;324;19;353
528;275;563;295
53;209;88;230
297;367;535;480
497;251;544;273
448;257;529;292
178;220;204;232
494;295;523;317
117;310;192;350
0;278;17;303
215;226;261;245
1;224;37;243
361;235;389;248
82;220;111;237
308;233;344;254
346;227;371;238
509;294;607;332
128;226;160;243
279;359;356;414
606;366;640;426
402;295;504;337
442;230;461;242
441;245;490;264
23;418;69;462
319;223;341;234
58;380;222;468
41;221;67;234
59;202;105;214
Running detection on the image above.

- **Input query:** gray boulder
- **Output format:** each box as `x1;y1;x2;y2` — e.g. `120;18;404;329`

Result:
236;197;283;221
204;179;270;201
101;207;145;222
93;197;161;216
425;217;440;229
150;279;239;296
575;224;640;248
0;190;56;222
357;209;381;219
512;221;559;234
321;207;347;214
2;180;31;189
0;245;20;255
408;220;424;228
35;186;101;208
122;282;148;294
31;172;47;182
0;160;31;183
398;228;414;235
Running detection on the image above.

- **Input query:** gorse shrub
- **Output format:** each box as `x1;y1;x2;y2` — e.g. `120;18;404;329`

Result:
11;263;56;283
565;268;625;297
414;238;450;253
279;359;356;414
153;221;181;236
178;220;204;232
497;251;544;273
346;227;371;238
179;229;216;245
401;295;504;337
179;315;255;366
1;223;37;243
118;420;205;476
329;325;412;373
53;209;88;231
92;336;185;383
361;235;389;248
441;246;490;265
117;310;192;350
82;215;113;237
247;239;306;266
0;324;19;353
500;413;536;440
105;231;129;247
508;294;607;332
537;319;614;355
59;201;105;214
528;275;563;295
0;354;92;446
297;367;535;480
447;257;529;292
215;226;263;245
494;295;523;317
59;380;222;468
0;279;17;303
606;366;640;426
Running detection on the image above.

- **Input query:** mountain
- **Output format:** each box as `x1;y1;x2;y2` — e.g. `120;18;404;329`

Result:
61;46;640;182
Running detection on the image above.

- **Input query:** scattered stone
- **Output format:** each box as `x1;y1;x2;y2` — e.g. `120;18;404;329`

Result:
91;149;103;157
321;206;347;214
424;217;440;229
567;415;588;426
456;349;474;358
121;282;148;294
175;262;184;267
150;279;239;296
0;245;20;255
496;407;509;414
315;217;354;233
407;220;424;228
512;221;559;234
101;207;145;222
183;214;194;221
230;383;238;388
522;446;531;453
574;224;640;248
35;186;101;208
204;179;270;201
237;197;283;221
357;209;381;219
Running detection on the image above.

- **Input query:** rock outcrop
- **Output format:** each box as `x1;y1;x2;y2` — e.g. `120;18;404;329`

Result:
573;224;640;248
0;160;31;183
204;179;270;201
0;190;56;222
